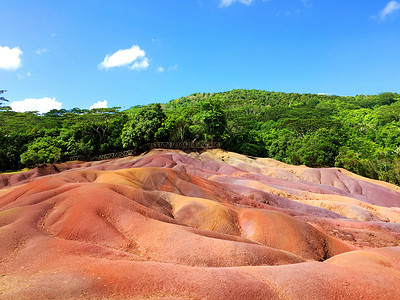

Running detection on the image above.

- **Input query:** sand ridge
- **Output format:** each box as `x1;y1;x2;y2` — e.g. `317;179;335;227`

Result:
1;149;400;299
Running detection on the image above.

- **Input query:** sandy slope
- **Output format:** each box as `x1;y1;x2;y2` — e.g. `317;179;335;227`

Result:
1;149;400;299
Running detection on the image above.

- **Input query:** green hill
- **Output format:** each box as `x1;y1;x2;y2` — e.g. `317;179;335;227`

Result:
1;89;399;185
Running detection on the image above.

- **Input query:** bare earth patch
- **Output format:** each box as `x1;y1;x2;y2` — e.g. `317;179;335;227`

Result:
1;149;400;299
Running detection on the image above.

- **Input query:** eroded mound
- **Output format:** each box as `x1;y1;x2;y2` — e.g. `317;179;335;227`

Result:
1;149;400;299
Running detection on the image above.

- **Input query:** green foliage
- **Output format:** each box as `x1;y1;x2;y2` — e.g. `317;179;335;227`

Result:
56;108;127;157
155;107;198;142
377;102;400;125
1;89;400;185
0;107;127;170
287;128;344;167
163;89;400;184
227;130;266;157
376;92;399;106
0;129;22;171
122;103;166;149
198;97;227;143
20;137;62;167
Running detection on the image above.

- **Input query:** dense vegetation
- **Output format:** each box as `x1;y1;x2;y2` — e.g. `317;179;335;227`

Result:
1;89;399;185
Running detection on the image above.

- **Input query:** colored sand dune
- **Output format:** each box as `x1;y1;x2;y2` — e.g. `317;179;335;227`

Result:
1;149;400;299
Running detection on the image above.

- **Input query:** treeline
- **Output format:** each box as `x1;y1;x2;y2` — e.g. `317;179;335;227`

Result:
1;89;399;185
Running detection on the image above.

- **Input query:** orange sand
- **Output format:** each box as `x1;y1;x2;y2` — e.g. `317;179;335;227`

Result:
1;149;400;299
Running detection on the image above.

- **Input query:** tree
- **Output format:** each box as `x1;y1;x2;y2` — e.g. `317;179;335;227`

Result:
56;107;127;156
226;130;266;157
0;90;9;107
376;92;399;106
377;102;400;125
197;97;227;145
1;88;400;185
155;107;198;142
20;137;62;167
121;103;166;149
0;129;21;171
287;128;343;167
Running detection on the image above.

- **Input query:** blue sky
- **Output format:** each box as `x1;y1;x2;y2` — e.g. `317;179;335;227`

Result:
1;0;400;112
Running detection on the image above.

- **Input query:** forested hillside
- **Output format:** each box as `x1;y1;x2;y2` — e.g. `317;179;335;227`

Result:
1;89;399;185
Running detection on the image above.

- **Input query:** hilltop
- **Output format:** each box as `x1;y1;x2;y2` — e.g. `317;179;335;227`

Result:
1;89;400;185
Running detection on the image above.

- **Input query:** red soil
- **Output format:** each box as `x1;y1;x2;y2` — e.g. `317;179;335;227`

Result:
1;149;400;299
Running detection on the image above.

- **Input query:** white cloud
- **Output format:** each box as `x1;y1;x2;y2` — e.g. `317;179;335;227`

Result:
0;46;22;70
157;66;164;73
379;1;400;19
220;0;253;7
90;100;108;110
10;97;62;114
98;45;149;70
130;57;149;71
35;48;49;55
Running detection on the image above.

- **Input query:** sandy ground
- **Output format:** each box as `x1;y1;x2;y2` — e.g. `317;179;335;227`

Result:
1;149;400;299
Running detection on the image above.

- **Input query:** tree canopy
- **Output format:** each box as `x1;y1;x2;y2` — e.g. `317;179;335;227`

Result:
1;89;400;185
